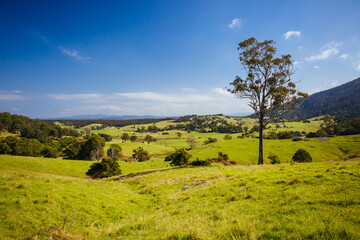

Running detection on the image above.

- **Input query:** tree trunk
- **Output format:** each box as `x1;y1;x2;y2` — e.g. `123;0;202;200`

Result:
258;116;264;165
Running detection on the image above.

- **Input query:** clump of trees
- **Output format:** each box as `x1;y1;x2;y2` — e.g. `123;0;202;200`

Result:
204;137;217;144
132;147;150;161
165;148;192;166
107;144;122;160
307;118;360;137
190;158;211;166
0;112;79;142
64;135;105;161
98;133;113;142
86;157;122;179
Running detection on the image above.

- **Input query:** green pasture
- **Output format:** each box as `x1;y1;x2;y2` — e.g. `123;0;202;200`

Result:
0;155;359;239
189;135;360;164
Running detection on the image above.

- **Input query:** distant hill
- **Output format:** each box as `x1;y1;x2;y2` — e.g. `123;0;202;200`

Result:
43;114;169;120
285;77;360;121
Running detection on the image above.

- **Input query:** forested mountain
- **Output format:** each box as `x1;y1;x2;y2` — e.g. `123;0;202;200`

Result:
285;77;360;121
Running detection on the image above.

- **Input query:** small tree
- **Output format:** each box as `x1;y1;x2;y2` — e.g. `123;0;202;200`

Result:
186;135;197;149
228;37;308;164
121;133;130;142
292;149;312;162
130;135;137;142
107;144;122;160
144;134;155;144
165;148;192;166
177;132;182;139
86;157;122;179
132;147;150;161
224;134;232;140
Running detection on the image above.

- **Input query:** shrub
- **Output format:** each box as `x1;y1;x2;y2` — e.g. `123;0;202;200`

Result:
224;135;232;140
107;144;122;160
191;158;211;166
165;148;192;166
218;152;229;161
86;157;122;179
292;149;312;162
132;147;150;161
268;154;280;164
204;137;217;144
130;135;138;142
41;146;58;158
98;133;112;142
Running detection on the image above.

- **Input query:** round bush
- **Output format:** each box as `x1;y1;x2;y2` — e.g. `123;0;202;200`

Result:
86;157;122;179
268;154;280;164
292;149;312;162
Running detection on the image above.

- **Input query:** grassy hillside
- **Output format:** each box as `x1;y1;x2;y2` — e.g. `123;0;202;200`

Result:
0;155;359;239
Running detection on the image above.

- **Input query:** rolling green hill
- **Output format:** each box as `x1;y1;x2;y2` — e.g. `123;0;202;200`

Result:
0;155;359;239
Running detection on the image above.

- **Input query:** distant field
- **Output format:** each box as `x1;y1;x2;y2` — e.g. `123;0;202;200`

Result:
0;155;359;239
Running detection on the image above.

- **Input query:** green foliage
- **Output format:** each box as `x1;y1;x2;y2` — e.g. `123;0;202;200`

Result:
165;148;192;166
0;112;79;141
132;147;150;162
86;157;122;179
144;134;156;144
190;158;211;166
98;133;113;142
41;146;58;158
130;135;137;142
63;138;86;159
204;137;217;144
293;149;312;162
217;152;229;161
121;133;130;142
107;144;122;160
268;154;280;164
224;134;232;140
0;136;43;157
78;135;105;161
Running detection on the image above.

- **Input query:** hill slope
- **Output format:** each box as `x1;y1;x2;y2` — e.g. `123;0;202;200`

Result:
0;155;359;239
286;77;360;121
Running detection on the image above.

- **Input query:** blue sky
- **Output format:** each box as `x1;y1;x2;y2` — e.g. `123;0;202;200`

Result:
1;0;359;118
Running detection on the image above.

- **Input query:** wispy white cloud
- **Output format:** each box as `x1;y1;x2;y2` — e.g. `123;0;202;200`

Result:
115;91;212;103
0;90;27;101
313;65;320;69
306;41;342;61
293;61;301;65
283;31;301;40
339;54;350;60
228;18;243;29
59;47;90;61
357;64;360;71
47;93;102;101
48;88;251;116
